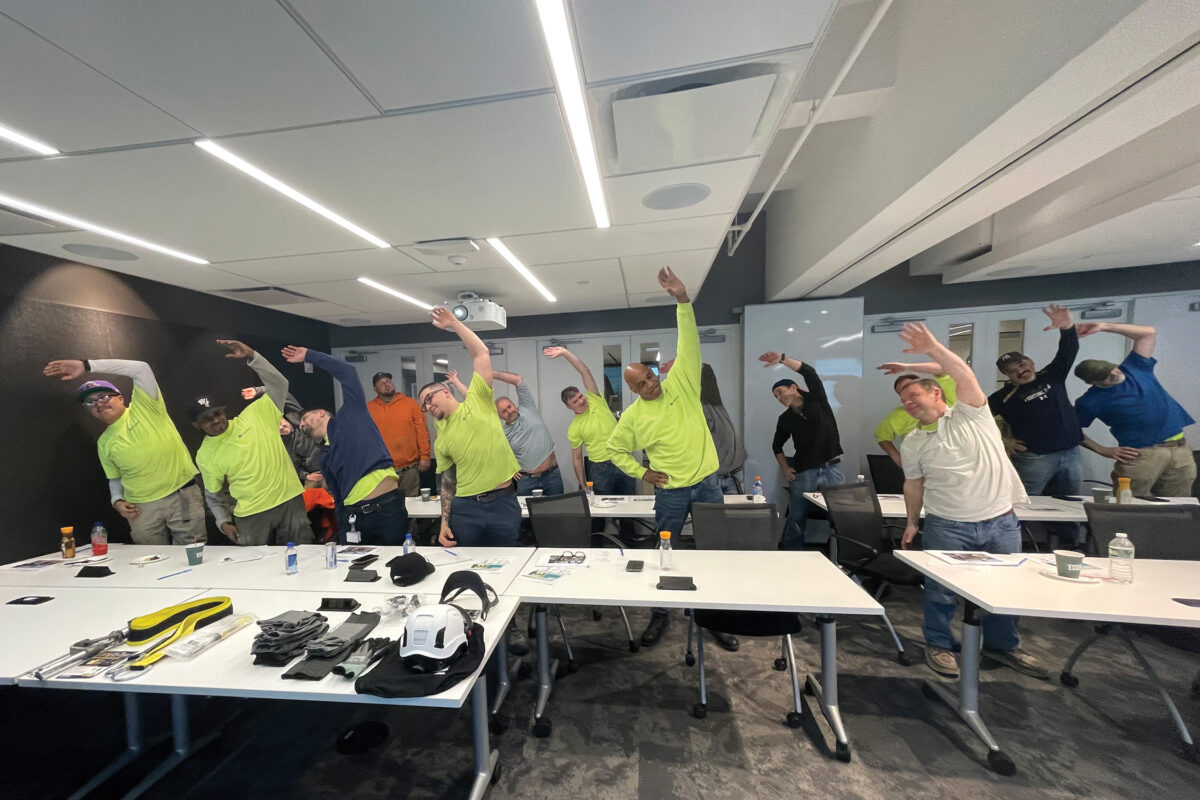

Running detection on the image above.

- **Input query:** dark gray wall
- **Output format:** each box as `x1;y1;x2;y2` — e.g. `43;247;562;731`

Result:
0;245;334;564
330;216;767;347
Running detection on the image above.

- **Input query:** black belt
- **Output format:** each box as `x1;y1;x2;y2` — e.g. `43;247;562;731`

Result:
463;483;515;503
518;464;559;479
396;462;420;472
345;489;403;515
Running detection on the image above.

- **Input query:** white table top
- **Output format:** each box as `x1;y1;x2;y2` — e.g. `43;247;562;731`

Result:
0;586;207;684
514;548;883;615
805;492;1198;523
896;550;1200;627
407;494;769;518
0;545;538;597
20;588;519;708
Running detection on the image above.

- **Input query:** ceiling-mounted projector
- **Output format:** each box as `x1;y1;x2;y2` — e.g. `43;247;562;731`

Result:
444;291;507;330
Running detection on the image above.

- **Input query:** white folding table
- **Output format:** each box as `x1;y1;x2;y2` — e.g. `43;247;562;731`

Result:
895;551;1200;774
406;493;769;519
805;492;1199;522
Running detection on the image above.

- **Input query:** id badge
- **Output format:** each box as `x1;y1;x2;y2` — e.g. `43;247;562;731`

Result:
346;529;361;544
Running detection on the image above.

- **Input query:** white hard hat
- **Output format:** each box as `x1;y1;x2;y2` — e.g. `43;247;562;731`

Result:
399;604;472;673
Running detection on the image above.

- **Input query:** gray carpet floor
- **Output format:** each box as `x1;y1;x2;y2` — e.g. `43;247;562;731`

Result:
7;585;1200;799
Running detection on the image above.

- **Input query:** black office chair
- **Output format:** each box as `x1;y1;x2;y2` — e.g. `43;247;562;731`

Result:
820;481;920;665
682;502;808;729
525;491;638;661
1060;502;1200;753
866;454;906;494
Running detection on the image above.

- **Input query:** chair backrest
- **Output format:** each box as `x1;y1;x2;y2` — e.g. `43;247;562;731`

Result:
821;482;887;557
1083;502;1200;560
525;491;592;548
690;503;778;551
866;454;906;494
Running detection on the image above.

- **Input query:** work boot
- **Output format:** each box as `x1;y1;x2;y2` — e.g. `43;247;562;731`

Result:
924;646;959;678
709;631;740;652
506;620;529;657
983;646;1050;680
640;612;670;646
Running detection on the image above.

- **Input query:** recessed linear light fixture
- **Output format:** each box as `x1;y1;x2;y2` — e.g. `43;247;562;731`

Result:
486;237;557;303
534;0;610;229
0;191;207;264
0;122;59;156
357;276;434;311
195;140;389;249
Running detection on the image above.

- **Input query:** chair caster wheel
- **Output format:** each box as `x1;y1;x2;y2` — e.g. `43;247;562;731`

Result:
517;661;533;680
897;652;912;666
630;641;640;653
987;749;1016;776
567;659;579;673
773;658;787;671
489;714;509;735
785;711;803;729
533;718;552;738
691;703;707;720
490;761;502;785
592;609;603;621
685;653;696;667
836;741;852;762
803;682;815;696
920;683;939;701
1059;672;1079;688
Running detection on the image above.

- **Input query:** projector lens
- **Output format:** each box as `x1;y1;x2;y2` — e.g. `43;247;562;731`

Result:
452;304;469;321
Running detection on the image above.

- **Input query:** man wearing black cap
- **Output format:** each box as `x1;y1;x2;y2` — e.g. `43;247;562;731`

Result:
367;371;430;498
43;356;204;545
194;340;312;546
760;351;844;550
1073;322;1196;496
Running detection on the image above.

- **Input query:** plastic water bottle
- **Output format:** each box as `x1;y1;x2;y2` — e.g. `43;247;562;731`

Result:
403;532;414;555
1108;532;1134;583
658;531;673;570
753;476;764;503
856;474;865;485
90;521;109;556
585;481;595;504
324;541;337;569
285;541;299;575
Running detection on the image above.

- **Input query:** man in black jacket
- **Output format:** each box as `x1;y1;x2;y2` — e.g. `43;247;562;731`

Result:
761;351;844;549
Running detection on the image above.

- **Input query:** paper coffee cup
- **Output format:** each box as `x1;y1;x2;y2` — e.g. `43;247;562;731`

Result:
420;488;431;501
1091;487;1111;504
532;489;544;497
185;542;205;566
1053;549;1084;579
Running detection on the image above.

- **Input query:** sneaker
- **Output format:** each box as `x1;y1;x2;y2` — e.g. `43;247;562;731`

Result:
925;646;959;678
506;621;530;657
640;613;670;646
709;630;740;652
983;647;1050;680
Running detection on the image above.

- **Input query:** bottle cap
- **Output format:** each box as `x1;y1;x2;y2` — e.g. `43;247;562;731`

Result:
286;541;295;547
60;526;73;533
754;475;761;480
659;531;671;539
587;481;593;487
1117;477;1131;485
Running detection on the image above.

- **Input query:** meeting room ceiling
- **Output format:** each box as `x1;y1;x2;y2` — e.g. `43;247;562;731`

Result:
0;0;840;326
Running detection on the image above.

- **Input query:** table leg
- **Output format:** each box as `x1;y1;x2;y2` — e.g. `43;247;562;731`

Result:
67;693;154;800
467;679;500;800
122;694;223;800
920;601;1016;776
804;615;851;762
532;604;556;737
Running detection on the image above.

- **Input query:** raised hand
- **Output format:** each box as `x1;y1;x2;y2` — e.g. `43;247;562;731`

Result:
1041;304;1072;331
656;266;689;303
898;322;940;356
758;351;784;367
430;306;457;330
43;359;85;381
241;387;257;400
1074;322;1105;338
445;369;458;382
877;362;912;375
542;346;568;359
281;345;307;364
217;339;254;360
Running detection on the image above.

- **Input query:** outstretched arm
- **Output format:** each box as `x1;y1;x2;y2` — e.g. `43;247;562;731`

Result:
430;307;493;386
220;339;288;411
1076;321;1156;358
543;347;600;396
282;345;366;406
45;358;160;398
877;361;945;376
444;370;468;398
491;370;522;387
897;322;985;407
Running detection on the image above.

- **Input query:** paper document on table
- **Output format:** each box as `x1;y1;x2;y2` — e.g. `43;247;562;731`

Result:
927;551;1026;567
337;546;380;556
5;558;60;571
470;558;512;571
1015;504;1063;512
521;568;570;583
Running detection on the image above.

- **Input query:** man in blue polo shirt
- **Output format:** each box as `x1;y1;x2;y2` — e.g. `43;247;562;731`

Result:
1074;322;1195;496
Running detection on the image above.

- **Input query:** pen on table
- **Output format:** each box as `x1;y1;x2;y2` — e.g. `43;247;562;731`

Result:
443;549;459;557
157;568;192;580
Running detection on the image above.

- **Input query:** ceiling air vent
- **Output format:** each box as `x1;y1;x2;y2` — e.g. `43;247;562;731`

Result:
413;238;479;257
212;286;319;306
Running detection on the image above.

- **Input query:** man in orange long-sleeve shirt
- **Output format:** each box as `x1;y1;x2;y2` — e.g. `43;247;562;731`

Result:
367;372;431;497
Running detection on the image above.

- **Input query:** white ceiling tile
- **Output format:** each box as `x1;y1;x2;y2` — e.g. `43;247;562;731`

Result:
504;214;730;265
572;0;834;83
620;249;716;294
1;0;376;135
396;243;510;272
234;299;359;319
0;17;198;151
0;144;370;261
217;94;593;243
316;309;429;327
626;291;678;307
606;158;759;226
216;248;430;285
288;0;551;109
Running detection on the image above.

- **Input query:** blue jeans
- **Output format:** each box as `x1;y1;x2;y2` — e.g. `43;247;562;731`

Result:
1011;446;1083;545
783;460;844;550
921;512;1021;652
449;490;522;547
649;473;723;617
337;491;409;546
590;460;636;539
516;465;565;497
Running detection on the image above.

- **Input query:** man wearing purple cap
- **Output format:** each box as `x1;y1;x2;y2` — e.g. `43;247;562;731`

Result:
43;357;204;545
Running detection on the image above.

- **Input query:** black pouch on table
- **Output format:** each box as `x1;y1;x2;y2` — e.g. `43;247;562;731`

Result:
283;611;381;680
354;622;484;698
387;553;435;586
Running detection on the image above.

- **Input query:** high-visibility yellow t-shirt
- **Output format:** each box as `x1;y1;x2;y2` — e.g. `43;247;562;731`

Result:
435;374;520;496
345;468;399;505
196;395;303;517
874;374;958;442
97;385;197;503
567;391;620;463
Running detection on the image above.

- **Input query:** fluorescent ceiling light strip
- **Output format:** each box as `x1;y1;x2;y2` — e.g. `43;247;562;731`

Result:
0;191;207;264
195;140;390;249
487;237;556;302
534;0;610;229
0;122;59;155
357;276;434;310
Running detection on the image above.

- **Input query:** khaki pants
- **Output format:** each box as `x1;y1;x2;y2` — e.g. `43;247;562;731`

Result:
128;483;206;545
396;464;421;496
233;494;314;546
1112;440;1197;497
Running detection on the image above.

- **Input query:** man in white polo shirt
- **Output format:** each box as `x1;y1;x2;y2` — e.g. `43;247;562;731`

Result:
896;322;1048;681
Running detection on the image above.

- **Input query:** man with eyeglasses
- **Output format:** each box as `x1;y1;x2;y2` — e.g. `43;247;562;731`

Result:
281;345;409;546
418;307;521;549
43;357;204;545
